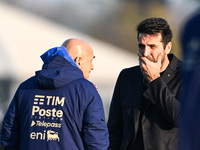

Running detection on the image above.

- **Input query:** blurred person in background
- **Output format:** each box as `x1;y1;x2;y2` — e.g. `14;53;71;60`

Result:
180;10;200;150
0;108;3;150
0;39;109;150
107;18;182;150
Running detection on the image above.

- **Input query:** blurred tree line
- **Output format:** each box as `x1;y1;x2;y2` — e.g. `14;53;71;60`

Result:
89;1;181;57
3;0;181;57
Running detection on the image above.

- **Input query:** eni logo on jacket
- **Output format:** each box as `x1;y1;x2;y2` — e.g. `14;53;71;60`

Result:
31;95;65;119
30;130;60;142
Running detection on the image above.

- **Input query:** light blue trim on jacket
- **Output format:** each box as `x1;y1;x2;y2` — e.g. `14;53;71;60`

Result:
40;46;78;67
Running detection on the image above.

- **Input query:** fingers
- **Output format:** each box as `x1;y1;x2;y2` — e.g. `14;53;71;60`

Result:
137;50;148;64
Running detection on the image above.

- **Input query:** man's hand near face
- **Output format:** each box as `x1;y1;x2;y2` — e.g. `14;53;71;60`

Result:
138;50;165;83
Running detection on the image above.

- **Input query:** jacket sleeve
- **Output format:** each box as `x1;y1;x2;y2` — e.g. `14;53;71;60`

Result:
82;85;109;150
143;77;182;127
107;71;124;150
1;91;20;150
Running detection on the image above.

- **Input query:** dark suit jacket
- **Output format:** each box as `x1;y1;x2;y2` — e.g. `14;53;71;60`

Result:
107;54;182;150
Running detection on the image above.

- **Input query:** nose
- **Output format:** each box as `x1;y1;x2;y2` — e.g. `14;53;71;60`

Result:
141;46;149;57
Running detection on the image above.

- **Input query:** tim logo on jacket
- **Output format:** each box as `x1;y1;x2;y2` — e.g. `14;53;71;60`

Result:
30;94;65;142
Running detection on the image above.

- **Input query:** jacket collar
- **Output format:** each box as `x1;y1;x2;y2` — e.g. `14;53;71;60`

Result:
161;54;182;84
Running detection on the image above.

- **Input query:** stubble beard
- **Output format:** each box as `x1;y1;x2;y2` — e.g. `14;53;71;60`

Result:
146;54;165;65
146;55;156;63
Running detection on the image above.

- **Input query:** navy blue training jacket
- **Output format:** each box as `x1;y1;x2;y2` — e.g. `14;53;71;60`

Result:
0;47;109;150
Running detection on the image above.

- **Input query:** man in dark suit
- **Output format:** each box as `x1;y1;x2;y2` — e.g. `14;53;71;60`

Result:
107;18;182;150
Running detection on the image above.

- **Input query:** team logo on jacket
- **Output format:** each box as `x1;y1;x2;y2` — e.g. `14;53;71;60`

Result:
30;94;65;142
31;120;61;128
30;130;60;142
31;95;65;119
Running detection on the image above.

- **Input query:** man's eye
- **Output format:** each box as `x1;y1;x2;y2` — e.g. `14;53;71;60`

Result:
150;45;156;49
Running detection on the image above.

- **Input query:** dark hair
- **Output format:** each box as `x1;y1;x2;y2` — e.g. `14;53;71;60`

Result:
136;18;172;48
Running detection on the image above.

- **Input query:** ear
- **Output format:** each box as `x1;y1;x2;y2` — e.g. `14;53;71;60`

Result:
74;57;81;67
165;42;172;54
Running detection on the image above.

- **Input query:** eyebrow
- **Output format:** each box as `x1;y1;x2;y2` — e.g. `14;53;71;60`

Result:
147;44;157;47
138;43;157;47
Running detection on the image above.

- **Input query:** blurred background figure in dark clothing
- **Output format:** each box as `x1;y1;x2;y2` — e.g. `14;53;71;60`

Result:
180;9;200;150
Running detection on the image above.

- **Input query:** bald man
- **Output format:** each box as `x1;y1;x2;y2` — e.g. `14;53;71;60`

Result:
62;39;95;79
1;39;109;150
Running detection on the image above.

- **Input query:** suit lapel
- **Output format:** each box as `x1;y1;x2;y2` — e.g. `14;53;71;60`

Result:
133;69;143;143
161;68;175;84
161;54;180;84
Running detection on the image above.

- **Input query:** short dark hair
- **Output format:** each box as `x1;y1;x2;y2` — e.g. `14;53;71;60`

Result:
136;18;172;48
